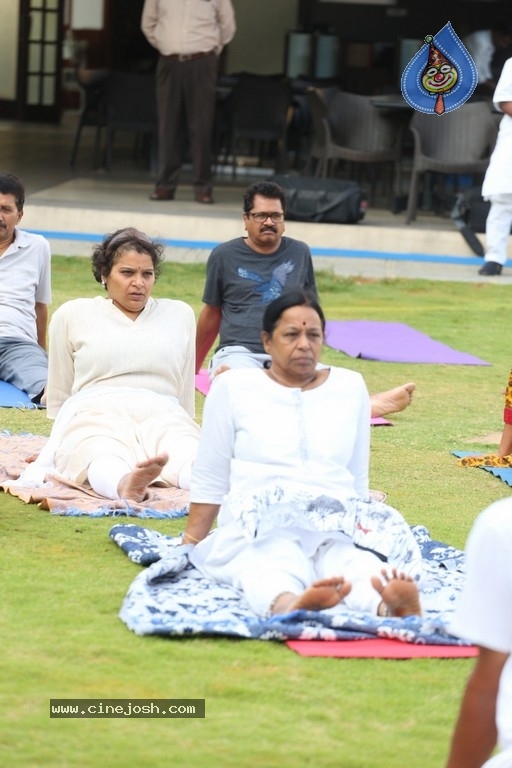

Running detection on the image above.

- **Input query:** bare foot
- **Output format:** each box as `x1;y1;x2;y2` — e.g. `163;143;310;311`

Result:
272;577;352;615
370;383;416;418
371;568;422;617
117;453;169;503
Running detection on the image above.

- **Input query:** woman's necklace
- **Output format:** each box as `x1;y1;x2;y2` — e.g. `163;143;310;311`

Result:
266;366;321;391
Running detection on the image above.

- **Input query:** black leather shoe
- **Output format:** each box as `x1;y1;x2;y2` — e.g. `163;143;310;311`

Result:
478;261;503;276
149;187;175;201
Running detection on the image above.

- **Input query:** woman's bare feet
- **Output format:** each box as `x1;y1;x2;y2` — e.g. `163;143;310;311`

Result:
271;577;352;615
117;453;169;502
371;568;422;617
370;383;416;418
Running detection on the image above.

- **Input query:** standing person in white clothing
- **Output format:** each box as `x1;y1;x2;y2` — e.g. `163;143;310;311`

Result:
26;227;200;503
445;498;512;768
184;290;422;619
0;172;50;403
464;25;512;94
479;57;512;276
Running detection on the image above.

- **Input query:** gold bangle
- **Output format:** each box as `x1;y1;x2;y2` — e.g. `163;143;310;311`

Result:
183;532;200;544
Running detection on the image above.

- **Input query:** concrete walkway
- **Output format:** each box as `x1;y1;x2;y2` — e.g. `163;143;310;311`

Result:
2;117;507;283
21;177;499;283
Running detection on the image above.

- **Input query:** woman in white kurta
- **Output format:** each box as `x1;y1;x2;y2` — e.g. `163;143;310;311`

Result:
29;227;200;501
184;290;422;619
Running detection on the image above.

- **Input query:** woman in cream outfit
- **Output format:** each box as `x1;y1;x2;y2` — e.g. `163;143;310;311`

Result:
26;227;199;502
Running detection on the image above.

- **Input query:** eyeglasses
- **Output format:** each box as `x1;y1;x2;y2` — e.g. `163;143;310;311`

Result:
247;212;285;223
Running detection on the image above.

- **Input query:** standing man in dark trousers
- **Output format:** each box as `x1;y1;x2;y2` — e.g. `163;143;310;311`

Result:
141;0;236;204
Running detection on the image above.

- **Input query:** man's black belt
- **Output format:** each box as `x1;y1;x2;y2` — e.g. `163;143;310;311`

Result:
165;51;214;62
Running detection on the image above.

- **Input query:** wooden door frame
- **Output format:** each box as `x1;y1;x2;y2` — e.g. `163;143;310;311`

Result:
0;0;65;123
21;0;65;122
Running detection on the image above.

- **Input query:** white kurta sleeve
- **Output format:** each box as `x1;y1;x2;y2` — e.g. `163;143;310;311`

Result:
46;302;76;418
346;374;371;499
189;374;235;504
177;304;197;419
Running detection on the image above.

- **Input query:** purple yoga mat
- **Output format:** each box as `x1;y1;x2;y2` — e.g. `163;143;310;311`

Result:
325;321;490;366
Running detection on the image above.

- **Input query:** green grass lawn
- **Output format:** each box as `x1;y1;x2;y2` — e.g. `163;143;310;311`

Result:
2;257;509;767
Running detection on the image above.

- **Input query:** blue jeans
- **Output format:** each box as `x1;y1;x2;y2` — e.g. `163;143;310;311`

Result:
0;337;47;400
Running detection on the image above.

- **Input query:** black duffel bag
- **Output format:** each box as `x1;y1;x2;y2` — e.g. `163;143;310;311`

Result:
271;175;367;224
450;186;512;256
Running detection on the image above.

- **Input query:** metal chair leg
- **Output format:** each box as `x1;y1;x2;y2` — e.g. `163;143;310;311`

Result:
405;170;420;224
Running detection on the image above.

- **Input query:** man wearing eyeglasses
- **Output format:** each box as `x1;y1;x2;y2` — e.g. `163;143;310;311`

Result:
195;180;415;419
196;181;316;377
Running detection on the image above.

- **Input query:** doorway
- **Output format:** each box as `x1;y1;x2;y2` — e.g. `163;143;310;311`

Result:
0;0;64;123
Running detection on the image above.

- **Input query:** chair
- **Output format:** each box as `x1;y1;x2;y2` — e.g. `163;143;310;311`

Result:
305;88;403;205
305;87;343;176
103;71;158;172
223;74;293;177
405;101;498;224
69;68;110;167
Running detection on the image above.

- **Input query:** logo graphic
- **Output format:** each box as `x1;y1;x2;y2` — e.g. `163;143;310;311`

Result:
401;22;478;115
237;260;295;303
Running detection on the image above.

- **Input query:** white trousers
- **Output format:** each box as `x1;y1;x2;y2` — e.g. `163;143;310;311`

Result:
53;390;200;488
225;534;383;618
88;454;194;499
484;194;512;266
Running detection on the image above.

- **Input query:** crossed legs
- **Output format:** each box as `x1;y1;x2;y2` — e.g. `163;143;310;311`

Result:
271;568;421;618
234;536;422;618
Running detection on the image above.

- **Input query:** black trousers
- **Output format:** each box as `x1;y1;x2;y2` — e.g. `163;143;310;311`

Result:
155;52;217;194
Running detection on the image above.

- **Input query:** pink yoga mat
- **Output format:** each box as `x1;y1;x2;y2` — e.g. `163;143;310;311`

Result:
195;370;210;396
286;639;478;659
